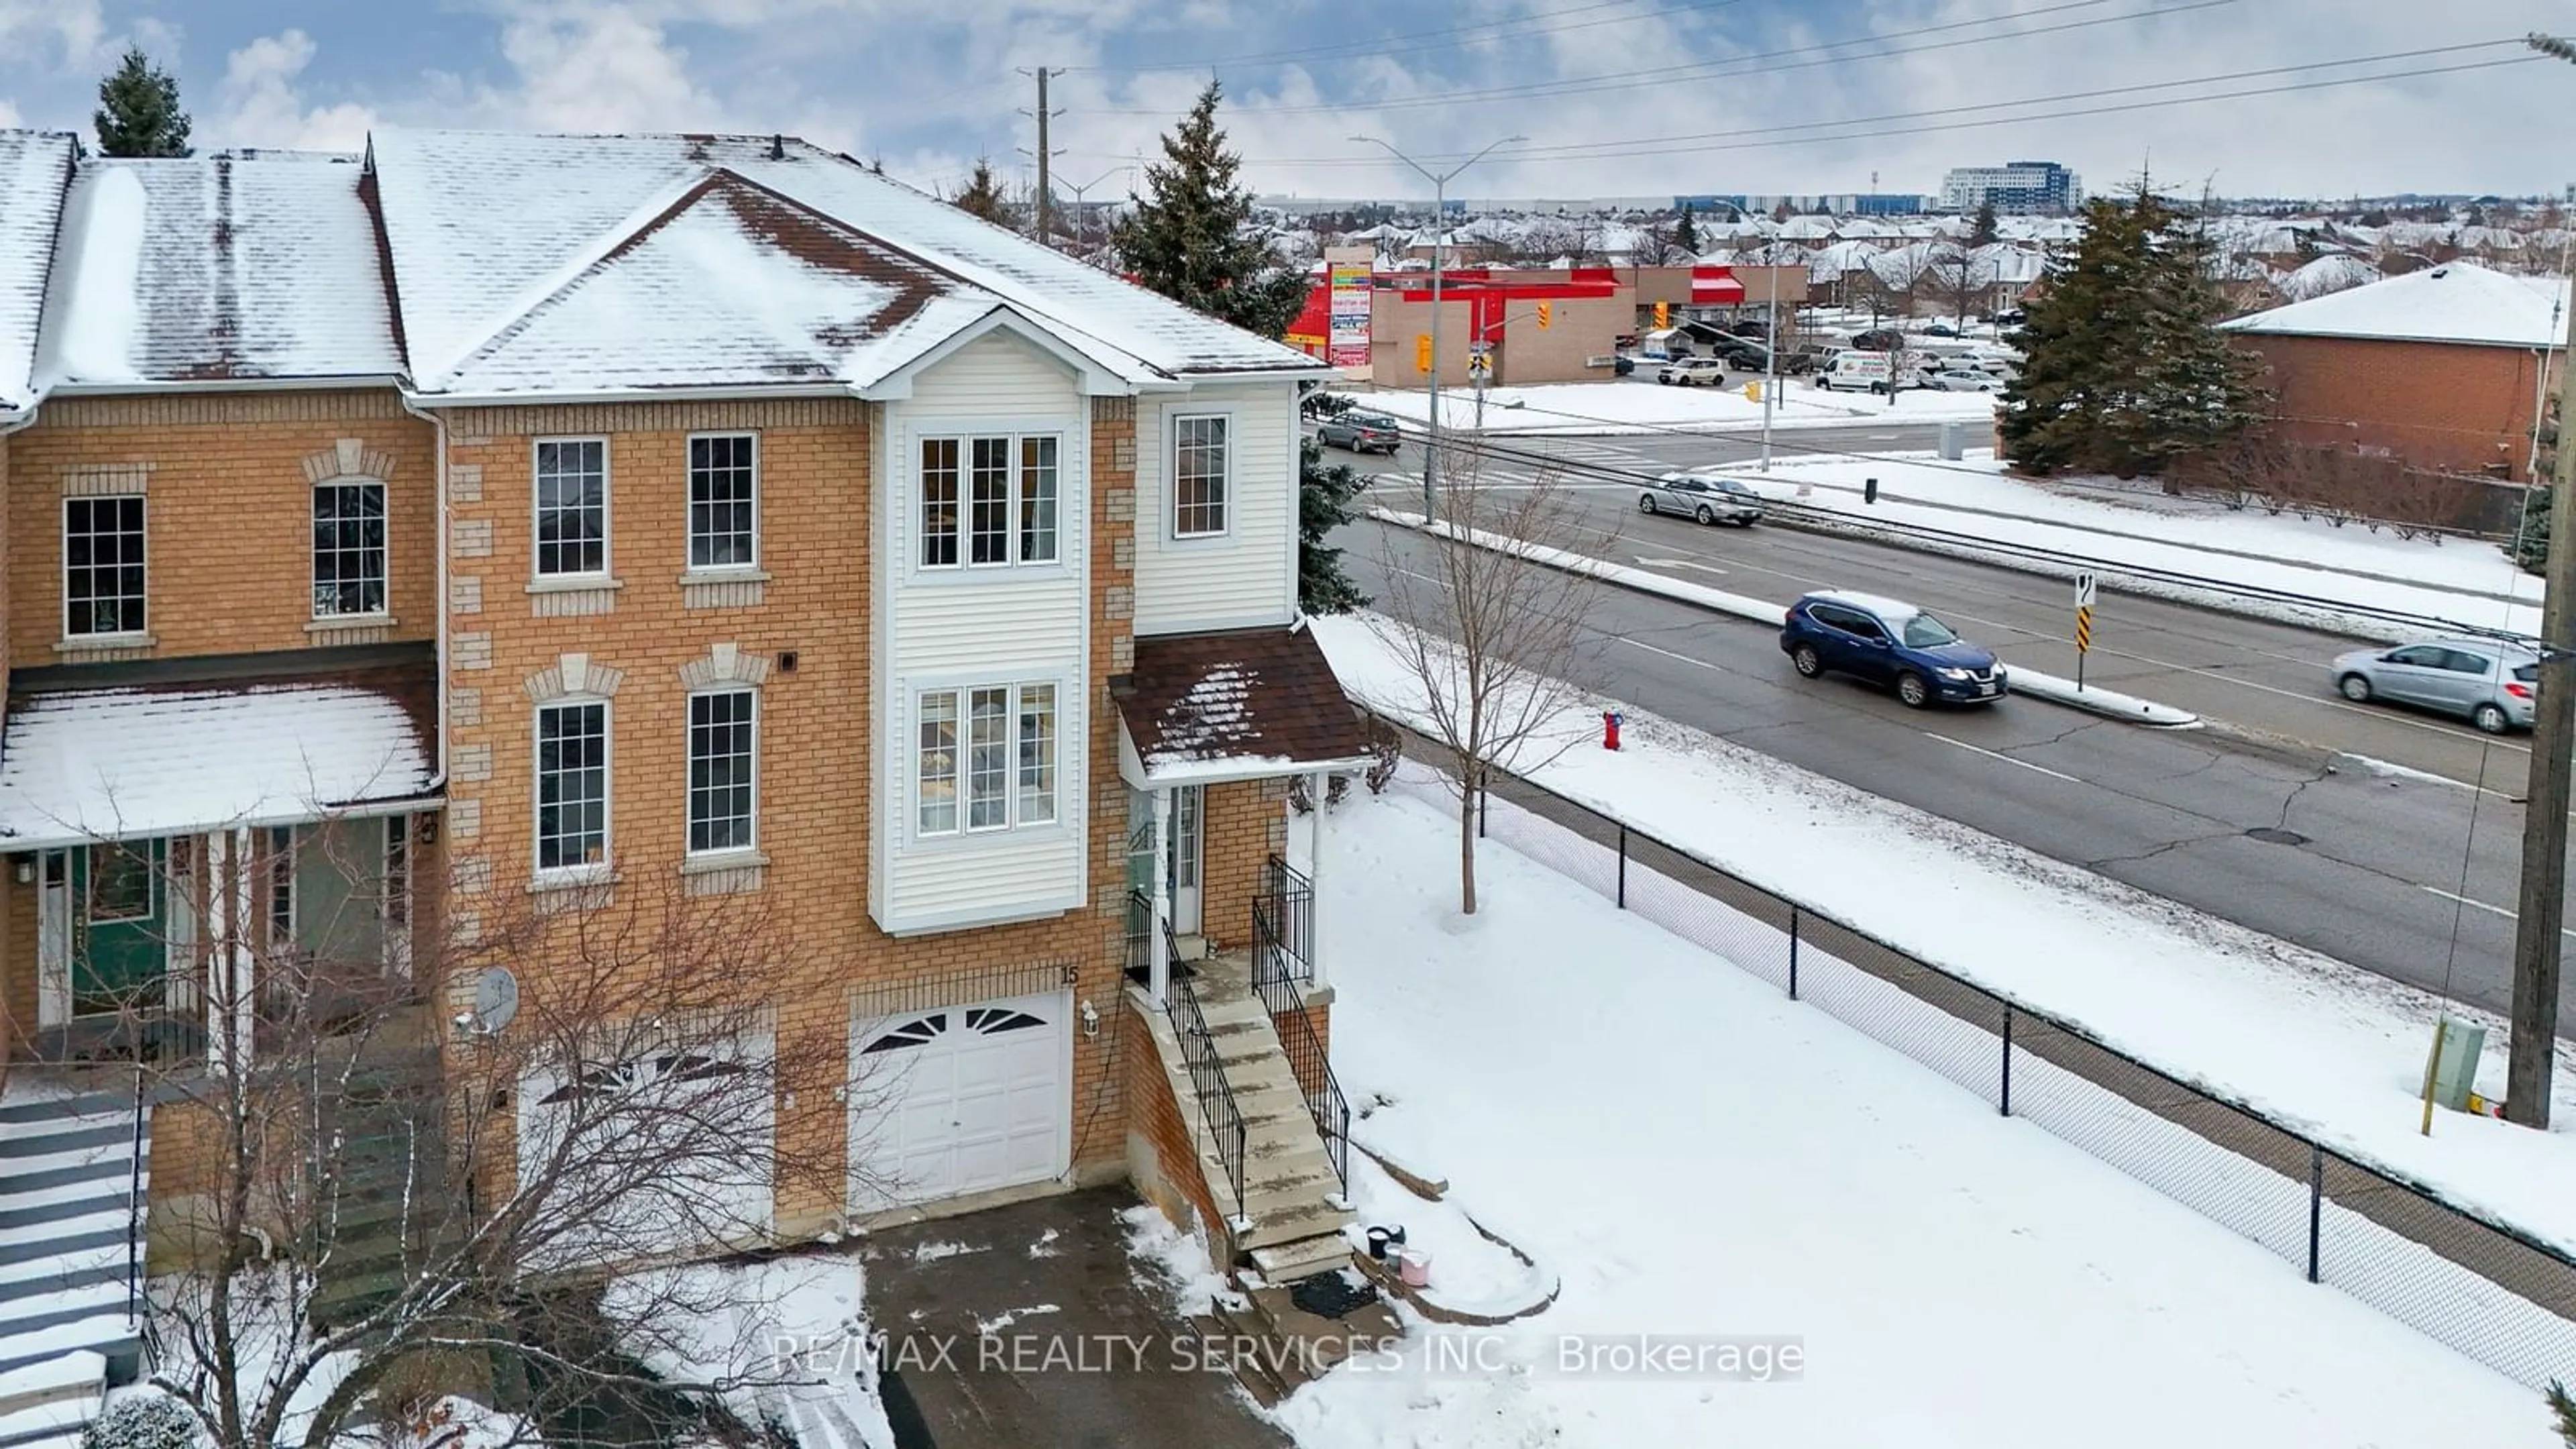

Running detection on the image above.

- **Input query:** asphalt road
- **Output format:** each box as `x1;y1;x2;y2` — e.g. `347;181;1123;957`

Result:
1338;502;2572;1033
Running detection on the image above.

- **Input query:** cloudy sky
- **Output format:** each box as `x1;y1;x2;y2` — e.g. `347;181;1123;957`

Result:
0;0;2566;206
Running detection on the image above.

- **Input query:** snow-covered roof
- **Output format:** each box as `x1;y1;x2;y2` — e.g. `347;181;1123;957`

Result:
0;131;76;410
0;677;436;850
367;129;1321;398
2222;261;2569;349
2278;254;2381;303
36;152;402;390
1113;626;1371;788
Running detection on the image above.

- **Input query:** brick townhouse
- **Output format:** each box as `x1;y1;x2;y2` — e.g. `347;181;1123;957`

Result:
0;127;1371;1381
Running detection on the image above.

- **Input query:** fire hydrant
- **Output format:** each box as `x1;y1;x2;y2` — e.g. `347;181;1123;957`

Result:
1603;711;1623;751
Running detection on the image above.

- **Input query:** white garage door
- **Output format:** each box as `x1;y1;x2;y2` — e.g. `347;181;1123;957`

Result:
851;991;1070;1209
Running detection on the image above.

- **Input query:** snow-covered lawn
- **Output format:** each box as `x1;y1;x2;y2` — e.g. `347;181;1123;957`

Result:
1265;784;2554;1446
1735;453;2541;637
610;1254;895;1449
1344;378;1998;437
1309;614;2576;1261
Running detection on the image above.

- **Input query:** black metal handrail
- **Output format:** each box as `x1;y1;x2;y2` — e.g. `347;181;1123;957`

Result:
1252;896;1349;1190
1131;890;1248;1222
1263;855;1314;979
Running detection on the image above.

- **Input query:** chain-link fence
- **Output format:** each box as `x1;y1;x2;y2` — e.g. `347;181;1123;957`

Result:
1384;739;2576;1390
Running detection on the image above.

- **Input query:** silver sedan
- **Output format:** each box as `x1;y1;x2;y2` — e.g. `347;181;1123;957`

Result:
2330;639;2540;735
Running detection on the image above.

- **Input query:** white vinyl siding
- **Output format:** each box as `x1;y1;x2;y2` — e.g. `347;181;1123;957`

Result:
875;329;1091;934
1134;382;1299;633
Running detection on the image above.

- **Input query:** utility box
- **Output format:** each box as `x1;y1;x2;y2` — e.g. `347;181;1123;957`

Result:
1938;420;1966;461
2430;1017;2487;1113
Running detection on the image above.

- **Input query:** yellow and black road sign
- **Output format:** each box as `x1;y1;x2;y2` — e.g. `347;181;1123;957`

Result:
2076;605;2094;653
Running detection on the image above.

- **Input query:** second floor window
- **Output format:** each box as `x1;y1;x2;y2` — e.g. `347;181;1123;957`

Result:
1172;414;1230;537
313;481;387;617
918;682;1058;837
65;495;147;637
688;434;757;570
536;700;609;872
686;688;757;854
535;439;608;578
920;433;1061;570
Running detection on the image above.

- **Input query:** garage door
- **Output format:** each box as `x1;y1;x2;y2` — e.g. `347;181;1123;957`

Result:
851;991;1070;1209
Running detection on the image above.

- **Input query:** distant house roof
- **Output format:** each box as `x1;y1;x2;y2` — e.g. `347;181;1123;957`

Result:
2221;261;2569;350
34;152;403;389
0;654;437;850
366;129;1324;399
0;131;76;409
1114;627;1373;788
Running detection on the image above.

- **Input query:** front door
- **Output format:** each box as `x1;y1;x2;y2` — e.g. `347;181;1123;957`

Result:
71;840;167;1016
1168;784;1203;936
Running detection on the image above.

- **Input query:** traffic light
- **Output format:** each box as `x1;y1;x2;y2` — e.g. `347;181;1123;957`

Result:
1654;301;1670;328
1536;302;1554;330
1415;334;1432;374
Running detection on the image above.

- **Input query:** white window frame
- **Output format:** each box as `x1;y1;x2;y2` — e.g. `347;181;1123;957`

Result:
1169;411;1234;541
912;680;1063;842
915;429;1067;572
531;437;612;581
311;476;390;620
62;494;149;639
534;698;614;882
684;432;760;576
685;686;760;858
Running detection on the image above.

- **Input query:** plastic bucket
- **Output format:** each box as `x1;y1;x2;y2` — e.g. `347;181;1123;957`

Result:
1399;1250;1432;1288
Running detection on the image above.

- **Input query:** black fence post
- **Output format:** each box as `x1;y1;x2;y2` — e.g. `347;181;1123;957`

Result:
1478;769;1489;839
1787;908;1801;1001
2307;1144;2324;1284
1999;1004;2014;1116
1615;825;1628;908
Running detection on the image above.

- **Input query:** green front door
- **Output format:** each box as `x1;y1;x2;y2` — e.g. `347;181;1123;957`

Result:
71;840;166;1016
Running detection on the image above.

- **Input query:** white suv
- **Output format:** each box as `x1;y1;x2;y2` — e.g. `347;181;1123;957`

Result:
1655;358;1727;386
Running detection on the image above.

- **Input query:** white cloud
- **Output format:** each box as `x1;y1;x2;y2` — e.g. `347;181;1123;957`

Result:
492;5;729;131
213;30;378;153
0;0;107;70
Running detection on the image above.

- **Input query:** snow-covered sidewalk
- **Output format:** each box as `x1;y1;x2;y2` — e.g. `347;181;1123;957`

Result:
1309;614;2576;1260
1263;784;2553;1446
1345;378;2000;436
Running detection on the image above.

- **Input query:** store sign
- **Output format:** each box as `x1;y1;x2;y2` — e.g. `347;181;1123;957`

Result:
1328;264;1373;368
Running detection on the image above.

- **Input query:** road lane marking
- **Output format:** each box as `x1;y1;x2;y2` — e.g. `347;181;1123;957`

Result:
1635;556;1729;575
2420;885;2576;938
1919;731;2080;782
1613;635;1723;670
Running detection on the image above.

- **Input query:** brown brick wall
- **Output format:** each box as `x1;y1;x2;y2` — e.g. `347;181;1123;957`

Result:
8;390;436;661
1197;778;1289;957
1123;995;1225;1250
441;394;1137;1236
2235;333;2558;482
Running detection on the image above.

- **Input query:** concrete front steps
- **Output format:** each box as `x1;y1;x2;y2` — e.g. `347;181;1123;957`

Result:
0;1083;150;1449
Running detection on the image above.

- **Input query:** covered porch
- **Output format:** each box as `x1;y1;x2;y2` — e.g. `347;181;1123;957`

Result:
0;656;441;1068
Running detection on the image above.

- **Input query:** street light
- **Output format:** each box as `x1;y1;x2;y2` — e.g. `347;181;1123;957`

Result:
1352;133;1527;523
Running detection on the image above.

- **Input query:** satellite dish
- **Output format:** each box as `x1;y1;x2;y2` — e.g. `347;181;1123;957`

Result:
469;966;520;1035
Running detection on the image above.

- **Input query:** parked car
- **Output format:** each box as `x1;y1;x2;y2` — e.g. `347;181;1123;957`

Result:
1638;470;1764;527
1315;409;1403;454
1656;357;1728;386
1612;355;1636;376
1926;368;2002;392
2330;638;2539;735
1993;308;2028;327
1780;591;2007;708
1849;328;1904;352
1923;322;1960;338
1725;319;1770;339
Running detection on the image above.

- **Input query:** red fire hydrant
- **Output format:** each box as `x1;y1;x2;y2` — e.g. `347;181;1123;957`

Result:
1603;711;1623;751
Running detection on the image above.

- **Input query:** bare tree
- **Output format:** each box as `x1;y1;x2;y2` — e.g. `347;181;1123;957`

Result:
1923;241;2003;328
1367;450;1605;914
1628;221;1695;268
95;828;892;1449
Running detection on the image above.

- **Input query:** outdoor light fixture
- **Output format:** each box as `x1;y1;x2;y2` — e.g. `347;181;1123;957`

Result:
1080;999;1100;1039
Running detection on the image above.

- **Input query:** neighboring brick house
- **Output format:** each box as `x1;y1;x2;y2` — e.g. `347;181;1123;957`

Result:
2220;261;2571;482
0;129;1370;1381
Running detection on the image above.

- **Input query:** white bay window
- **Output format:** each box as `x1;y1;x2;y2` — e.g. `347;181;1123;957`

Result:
917;682;1059;837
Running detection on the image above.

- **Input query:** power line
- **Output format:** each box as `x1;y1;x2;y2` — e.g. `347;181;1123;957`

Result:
1063;0;1756;77
1063;49;2544;171
1066;0;2143;117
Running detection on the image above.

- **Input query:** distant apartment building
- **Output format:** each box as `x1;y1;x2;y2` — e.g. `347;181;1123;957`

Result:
1674;193;1927;217
1939;162;2083;215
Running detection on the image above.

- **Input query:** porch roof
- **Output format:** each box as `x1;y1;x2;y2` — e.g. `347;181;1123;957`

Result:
0;668;436;851
1113;624;1374;790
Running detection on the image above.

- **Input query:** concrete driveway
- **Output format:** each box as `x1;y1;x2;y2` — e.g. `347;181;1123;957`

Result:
862;1186;1292;1449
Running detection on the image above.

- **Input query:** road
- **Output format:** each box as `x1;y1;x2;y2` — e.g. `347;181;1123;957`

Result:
1335;469;2576;1032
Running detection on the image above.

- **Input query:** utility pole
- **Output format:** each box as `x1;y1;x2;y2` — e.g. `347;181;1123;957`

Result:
2509;30;2576;1129
1018;66;1065;244
1352;133;1527;523
1062;166;1125;254
1760;264;1780;470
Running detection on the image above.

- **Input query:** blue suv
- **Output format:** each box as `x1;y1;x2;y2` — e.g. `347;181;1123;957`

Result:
1780;591;2006;709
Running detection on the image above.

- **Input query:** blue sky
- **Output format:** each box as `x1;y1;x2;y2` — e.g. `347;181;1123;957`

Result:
0;1;2564;205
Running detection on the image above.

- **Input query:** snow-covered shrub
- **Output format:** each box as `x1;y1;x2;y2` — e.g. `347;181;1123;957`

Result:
81;1395;201;1449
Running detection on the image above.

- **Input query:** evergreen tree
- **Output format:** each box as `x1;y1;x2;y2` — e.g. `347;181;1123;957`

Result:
2519;391;2561;574
1970;197;1999;248
951;158;1011;225
1111;80;1307;338
94;46;191;158
1673;203;1700;255
1999;187;2266;478
1297;436;1368;614
2548;1379;2576;1446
